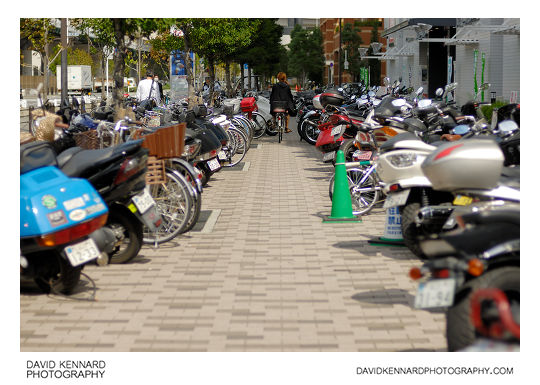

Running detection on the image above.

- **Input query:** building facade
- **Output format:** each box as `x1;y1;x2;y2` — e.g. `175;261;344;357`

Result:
319;18;386;86
381;18;519;104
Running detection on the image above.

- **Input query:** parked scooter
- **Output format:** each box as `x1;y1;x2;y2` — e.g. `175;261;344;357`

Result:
20;141;116;294
56;139;162;264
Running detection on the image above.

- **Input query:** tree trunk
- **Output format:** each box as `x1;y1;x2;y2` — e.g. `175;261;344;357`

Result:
208;56;216;107
100;52;106;101
181;26;198;109
225;59;232;98
112;19;127;110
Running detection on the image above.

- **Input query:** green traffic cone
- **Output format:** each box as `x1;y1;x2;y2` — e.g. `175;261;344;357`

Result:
323;150;362;223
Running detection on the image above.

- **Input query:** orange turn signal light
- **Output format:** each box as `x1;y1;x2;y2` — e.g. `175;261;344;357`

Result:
409;267;423;280
468;259;484;276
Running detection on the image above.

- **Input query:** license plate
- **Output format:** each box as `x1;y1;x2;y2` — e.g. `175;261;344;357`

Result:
414;278;456;308
132;188;156;214
383;189;410;209
207;158;221;171
331;125;344;136
353;150;372;161
64;238;100;267
218;150;227;161
323;151;335;162
453;195;473;206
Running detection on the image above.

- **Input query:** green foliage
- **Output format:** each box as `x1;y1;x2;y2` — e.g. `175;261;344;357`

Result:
236;19;284;79
340;22;363;81
48;47;95;74
287;24;325;85
481;100;508;123
20;18;56;55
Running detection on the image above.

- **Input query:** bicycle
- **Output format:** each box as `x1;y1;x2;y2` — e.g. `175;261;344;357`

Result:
272;101;289;143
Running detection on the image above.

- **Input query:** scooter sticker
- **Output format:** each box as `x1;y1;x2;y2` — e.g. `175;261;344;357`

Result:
41;195;57;209
63;197;85;211
47;210;68;227
69;209;87;222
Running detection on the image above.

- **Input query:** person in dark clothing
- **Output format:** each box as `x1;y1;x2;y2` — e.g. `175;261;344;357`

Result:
270;72;295;133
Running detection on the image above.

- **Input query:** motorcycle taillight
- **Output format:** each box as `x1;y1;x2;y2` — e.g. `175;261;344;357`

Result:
37;213;108;247
114;156;146;185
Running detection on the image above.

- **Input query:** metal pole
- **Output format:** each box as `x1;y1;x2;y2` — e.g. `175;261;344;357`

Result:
60;18;68;103
338;18;342;86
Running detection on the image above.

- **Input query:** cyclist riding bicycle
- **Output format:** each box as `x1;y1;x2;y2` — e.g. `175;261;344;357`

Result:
269;72;295;133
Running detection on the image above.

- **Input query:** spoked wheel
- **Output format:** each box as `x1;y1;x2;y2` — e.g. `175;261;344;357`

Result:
250;112;267;139
143;169;193;244
223;128;248;167
329;167;380;216
277;114;284;143
265;118;278;136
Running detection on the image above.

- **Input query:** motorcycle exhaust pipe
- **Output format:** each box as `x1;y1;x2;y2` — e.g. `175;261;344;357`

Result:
415;206;454;226
88;227;117;266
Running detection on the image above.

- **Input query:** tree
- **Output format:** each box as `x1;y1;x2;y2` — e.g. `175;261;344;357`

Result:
287;24;325;87
188;18;260;105
236;19;284;92
109;18;173;110
20;18;57;95
71;18;115;100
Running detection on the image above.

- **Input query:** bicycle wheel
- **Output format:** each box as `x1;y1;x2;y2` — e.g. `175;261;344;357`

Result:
168;160;203;234
143;169;193;244
277;114;283;143
250;112;267;139
232;116;253;146
329;168;380;215
223;127;248;167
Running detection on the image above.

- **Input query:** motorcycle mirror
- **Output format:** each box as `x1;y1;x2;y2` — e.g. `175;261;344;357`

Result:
452;124;471;135
368;91;375;97
416;87;424;96
417;99;432;108
498;120;519;133
435;88;444;97
383;77;390;86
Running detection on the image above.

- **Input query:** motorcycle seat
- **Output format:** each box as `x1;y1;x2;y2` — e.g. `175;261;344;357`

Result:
59;140;144;178
462;208;520;227
56;146;85;169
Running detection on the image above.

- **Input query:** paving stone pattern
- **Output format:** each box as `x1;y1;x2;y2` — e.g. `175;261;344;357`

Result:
20;127;447;352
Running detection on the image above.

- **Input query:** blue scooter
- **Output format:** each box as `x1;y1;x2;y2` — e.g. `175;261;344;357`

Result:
20;141;116;294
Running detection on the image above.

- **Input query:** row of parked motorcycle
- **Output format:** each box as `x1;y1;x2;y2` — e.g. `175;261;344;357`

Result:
294;78;520;351
20;85;268;297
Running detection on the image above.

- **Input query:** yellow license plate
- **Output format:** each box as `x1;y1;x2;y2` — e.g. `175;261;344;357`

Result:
453;195;473;206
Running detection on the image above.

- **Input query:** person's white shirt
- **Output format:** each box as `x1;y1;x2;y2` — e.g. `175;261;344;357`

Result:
136;77;161;104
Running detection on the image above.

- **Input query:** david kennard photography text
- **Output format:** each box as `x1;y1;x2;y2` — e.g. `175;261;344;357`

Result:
26;360;106;379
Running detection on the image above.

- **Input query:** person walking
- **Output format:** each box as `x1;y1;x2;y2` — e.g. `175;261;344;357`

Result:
269;72;295;133
136;71;161;106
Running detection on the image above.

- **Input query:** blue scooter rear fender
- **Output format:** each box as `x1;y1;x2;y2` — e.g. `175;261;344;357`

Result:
20;166;108;239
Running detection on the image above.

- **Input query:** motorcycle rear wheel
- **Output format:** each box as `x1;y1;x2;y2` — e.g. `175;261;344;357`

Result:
446;266;520;351
107;206;143;264
33;252;83;295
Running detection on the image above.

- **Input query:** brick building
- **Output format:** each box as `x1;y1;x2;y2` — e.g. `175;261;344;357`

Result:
319;18;386;86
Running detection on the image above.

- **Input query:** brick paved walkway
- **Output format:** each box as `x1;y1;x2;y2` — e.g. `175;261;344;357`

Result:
20;127;447;352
